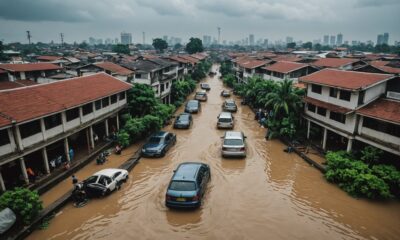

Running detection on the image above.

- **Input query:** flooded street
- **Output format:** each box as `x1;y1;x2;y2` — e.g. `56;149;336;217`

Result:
29;65;400;240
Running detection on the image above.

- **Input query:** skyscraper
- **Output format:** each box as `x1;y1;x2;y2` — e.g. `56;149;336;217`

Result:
330;35;336;46
383;33;389;45
286;36;294;44
336;33;343;46
249;34;255;46
323;35;329;45
121;32;132;45
377;34;384;45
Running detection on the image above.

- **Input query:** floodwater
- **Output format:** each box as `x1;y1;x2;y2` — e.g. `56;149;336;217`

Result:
29;65;400;240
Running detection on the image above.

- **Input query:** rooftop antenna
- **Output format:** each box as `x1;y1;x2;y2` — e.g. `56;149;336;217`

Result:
26;31;32;44
217;27;221;44
143;32;145;45
60;33;64;47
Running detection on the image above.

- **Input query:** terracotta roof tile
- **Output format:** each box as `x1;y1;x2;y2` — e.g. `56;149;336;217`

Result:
312;58;358;68
36;56;62;61
357;98;400;124
0;73;131;127
299;69;393;90
369;61;400;74
304;97;352;114
0;63;62;72
264;61;308;73
238;59;269;69
94;62;133;76
272;55;302;62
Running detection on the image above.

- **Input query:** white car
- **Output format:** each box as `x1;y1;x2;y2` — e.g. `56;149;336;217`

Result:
221;131;247;158
83;168;129;197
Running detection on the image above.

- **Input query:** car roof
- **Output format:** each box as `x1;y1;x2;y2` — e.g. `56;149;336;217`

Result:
224;131;243;139
196;90;207;94
152;131;168;137
172;162;205;181
225;99;235;103
187;100;199;103
201;83;209;85
219;112;232;118
179;112;191;116
93;168;124;177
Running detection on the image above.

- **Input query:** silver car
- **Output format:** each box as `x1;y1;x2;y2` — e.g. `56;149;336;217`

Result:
222;99;237;112
217;112;234;129
221;131;247;158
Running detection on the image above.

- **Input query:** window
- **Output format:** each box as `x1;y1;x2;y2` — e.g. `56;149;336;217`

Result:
311;84;322;94
160;84;165;93
66;108;79;122
0;129;10;146
307;103;316;112
110;94;118;104
44;113;62;130
329;88;338;98
82;103;93;115
19;120;41;138
102;97;109;107
363;117;400;137
135;73;141;79
339;90;351;101
119;92;126;100
329;111;346;124
358;91;365;105
95;100;102;110
166;82;169;89
317;107;327;116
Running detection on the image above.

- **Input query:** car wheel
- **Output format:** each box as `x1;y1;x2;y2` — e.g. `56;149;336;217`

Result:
161;150;166;157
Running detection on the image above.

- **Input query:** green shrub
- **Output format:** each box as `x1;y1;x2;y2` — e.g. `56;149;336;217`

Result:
0;188;43;225
361;146;383;165
372;164;400;197
142;115;163;133
117;130;130;148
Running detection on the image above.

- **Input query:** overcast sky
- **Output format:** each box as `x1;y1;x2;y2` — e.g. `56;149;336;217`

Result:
0;0;399;44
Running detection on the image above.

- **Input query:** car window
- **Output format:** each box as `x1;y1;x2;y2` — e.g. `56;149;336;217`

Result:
165;134;171;142
179;115;189;121
149;136;162;144
218;118;232;123
224;139;244;145
169;181;196;191
187;101;198;107
85;176;98;184
112;172;121;180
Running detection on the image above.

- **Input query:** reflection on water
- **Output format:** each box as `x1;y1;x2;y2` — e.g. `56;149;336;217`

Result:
28;65;400;240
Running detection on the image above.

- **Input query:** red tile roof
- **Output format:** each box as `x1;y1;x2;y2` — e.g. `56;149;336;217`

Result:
304;97;352;114
36;56;62;61
167;56;190;64
299;69;393;90
178;55;199;64
0;73;131;128
0;63;62;72
238;59;269;69
370;61;389;67
272;55;302;62
264;61;308;73
0;80;39;90
312;58;358;68
0;69;5;74
370;61;400;74
191;53;207;60
94;62;133;76
357;98;400;124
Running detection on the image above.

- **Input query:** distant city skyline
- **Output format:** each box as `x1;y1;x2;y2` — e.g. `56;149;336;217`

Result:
0;0;399;44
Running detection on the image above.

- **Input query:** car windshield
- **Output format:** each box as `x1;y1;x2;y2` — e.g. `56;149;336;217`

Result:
196;93;205;96
226;102;236;106
85;175;98;184
169;181;196;191
149;136;162;144
178;115;189;121
224;139;243;146
219;118;232;123
202;84;209;87
187;101;198;107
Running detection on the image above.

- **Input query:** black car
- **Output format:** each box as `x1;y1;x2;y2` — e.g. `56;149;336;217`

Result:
141;131;176;157
165;162;211;208
185;100;201;113
200;83;211;90
173;113;193;129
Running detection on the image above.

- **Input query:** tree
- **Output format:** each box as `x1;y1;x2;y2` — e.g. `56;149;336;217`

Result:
361;146;383;166
173;43;183;50
185;37;204;54
314;43;322;51
127;84;158;117
112;44;130;54
0;188;43;225
286;42;296;49
302;42;312;49
0;41;6;61
152;38;168;53
78;41;88;49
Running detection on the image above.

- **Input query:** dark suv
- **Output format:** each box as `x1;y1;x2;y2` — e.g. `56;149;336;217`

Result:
165;162;210;208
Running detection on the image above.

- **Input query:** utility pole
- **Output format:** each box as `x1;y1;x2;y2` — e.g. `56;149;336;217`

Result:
217;27;221;44
26;31;32;44
143;32;145;45
60;33;64;47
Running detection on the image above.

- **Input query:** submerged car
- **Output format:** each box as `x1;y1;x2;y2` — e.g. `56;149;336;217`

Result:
173;113;193;129
217;112;234;129
165;162;211;208
185;100;201;113
83;168;128;197
200;83;211;90
221;131;247;158
141;131;176;157
222;99;238;112
220;90;231;97
195;90;208;102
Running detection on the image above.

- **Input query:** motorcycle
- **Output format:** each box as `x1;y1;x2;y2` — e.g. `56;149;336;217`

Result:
72;183;88;207
96;151;110;165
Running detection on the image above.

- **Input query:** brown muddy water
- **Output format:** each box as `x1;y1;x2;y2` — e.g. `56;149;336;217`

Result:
29;65;400;240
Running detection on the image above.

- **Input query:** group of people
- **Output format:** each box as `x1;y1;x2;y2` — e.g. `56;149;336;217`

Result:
255;109;269;127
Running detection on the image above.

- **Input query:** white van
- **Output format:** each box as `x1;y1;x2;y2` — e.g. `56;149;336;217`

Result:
217;112;234;129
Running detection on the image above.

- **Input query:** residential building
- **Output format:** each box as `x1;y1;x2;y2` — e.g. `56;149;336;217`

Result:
0;73;131;191
263;61;317;83
236;59;271;83
0;63;63;83
311;58;365;70
76;62;134;82
121;32;132;45
355;61;400;75
299;69;398;155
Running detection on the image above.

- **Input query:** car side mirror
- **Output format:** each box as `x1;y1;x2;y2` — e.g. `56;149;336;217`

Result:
244;136;247;138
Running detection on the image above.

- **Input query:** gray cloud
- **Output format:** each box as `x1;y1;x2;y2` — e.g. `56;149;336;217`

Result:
354;0;400;8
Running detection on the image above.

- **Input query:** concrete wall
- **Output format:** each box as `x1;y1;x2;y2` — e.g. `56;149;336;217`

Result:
305;108;357;134
363;83;386;105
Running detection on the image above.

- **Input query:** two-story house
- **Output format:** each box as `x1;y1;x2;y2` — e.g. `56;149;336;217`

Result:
263;61;317;82
299;69;396;154
237;59;271;83
0;63;63;83
311;58;366;70
0;73;131;191
76;62;134;82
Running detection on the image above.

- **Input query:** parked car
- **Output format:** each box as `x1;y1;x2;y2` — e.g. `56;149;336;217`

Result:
185;100;201;113
141;131;177;157
173;113;193;129
221;131;247;158
222;99;238;112
165;162;211;208
217;112;234;129
195;90;208;101
83;168;129;197
220;90;231;97
200;83;211;90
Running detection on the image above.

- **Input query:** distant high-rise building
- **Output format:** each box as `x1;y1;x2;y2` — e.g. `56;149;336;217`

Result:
263;39;269;47
336;33;343;46
163;35;168;42
383;32;389;45
115;38;119;44
366;40;374;46
377;34;384;45
203;35;212;46
286;36;294;44
121;32;132;45
89;37;96;46
330;35;336;46
323;35;329;45
249;34;255;46
351;40;359;46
